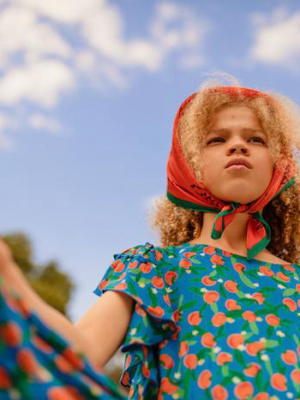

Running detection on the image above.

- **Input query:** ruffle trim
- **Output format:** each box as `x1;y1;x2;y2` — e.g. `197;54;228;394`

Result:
93;242;178;399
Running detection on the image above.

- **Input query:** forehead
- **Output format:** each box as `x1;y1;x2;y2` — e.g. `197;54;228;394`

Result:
207;106;264;131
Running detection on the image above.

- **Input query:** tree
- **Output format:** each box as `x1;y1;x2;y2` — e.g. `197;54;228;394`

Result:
1;232;74;317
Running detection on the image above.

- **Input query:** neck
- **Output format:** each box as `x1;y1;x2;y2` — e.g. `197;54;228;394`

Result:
193;211;253;255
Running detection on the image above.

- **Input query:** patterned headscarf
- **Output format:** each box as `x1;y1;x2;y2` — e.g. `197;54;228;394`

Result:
167;86;296;260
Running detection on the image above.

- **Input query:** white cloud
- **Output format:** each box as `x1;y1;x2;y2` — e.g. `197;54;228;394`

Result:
0;0;209;94
28;113;62;134
0;60;75;107
74;51;97;74
151;2;208;50
0;6;71;68
249;7;300;69
11;0;102;24
0;0;210;148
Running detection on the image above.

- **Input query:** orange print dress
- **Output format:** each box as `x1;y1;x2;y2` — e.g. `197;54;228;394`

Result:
93;241;300;400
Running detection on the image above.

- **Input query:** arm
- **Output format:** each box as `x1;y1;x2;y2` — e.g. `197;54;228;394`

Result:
75;291;135;367
0;240;134;369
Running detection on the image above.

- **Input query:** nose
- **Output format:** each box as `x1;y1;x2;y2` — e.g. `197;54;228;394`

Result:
227;141;249;155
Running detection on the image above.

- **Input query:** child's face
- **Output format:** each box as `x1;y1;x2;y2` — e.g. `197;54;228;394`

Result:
200;106;274;204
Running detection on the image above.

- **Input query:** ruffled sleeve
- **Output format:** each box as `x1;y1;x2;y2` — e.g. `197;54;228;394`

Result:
93;242;177;399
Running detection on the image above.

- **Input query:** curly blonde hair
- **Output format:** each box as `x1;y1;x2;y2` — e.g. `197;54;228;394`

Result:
148;73;300;264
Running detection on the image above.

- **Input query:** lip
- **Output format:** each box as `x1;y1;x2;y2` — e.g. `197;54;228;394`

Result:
225;158;252;169
227;165;249;170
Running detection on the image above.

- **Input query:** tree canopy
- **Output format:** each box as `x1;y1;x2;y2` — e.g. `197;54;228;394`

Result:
2;232;74;317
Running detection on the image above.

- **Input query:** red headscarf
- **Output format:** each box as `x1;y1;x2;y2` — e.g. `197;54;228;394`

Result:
167;86;296;260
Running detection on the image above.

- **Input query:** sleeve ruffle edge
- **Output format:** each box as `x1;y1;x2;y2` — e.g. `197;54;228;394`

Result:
93;242;178;397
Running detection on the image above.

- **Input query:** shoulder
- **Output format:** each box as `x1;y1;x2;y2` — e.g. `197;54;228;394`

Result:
115;242;156;260
258;250;291;265
113;242;187;273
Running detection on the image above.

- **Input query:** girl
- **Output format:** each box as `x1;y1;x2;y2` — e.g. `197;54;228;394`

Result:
1;79;300;399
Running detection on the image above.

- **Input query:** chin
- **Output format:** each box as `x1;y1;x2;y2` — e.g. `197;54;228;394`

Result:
216;193;259;204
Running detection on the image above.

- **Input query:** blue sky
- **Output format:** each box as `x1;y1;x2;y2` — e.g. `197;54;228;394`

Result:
0;0;300;326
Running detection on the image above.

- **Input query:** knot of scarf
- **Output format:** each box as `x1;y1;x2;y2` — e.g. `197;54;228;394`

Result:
166;87;296;260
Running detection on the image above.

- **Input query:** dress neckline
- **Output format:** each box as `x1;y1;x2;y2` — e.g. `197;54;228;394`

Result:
184;241;298;268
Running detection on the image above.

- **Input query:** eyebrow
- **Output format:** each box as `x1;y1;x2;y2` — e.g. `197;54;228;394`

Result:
207;128;267;136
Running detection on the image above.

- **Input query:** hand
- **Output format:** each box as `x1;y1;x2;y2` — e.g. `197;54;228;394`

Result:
0;237;13;275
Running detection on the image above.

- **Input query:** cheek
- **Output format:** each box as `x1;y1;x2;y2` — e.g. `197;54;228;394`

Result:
200;152;219;181
258;154;274;180
260;162;274;190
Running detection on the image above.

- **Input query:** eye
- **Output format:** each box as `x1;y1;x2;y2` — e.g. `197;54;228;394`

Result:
207;136;266;145
207;137;224;144
250;136;265;144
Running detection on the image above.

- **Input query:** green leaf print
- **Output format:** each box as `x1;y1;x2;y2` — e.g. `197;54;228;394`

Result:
162;247;177;257
180;299;198;311
210;302;218;313
283;288;296;296
191;369;197;381
178;294;184;308
238;273;256;288
255;308;272;316
243;332;255;341
221;364;229;377
175;387;185;398
264;339;279;347
263;262;272;269
142;316;149;328
220;375;234;387
179;268;186;279
293;333;300;346
227;310;243;318
189;286;203;295
293;271;299;280
247;269;260;278
189;258;204;265
217;325;225;337
215;265;230;277
196;348;209;358
147;286;158;307
199;303;208;313
218;284;228;298
249;321;259;334
233;349;247;367
190;267;202;276
128;281;137;296
136;322;142;333
159;259;174;268
181;332;197;341
183;369;192;397
263;356;273;376
189;278;206;283
239;298;257;306
280;319;295;329
266;325;274;338
254;369;264;392
259;286;276;293
275;358;286;375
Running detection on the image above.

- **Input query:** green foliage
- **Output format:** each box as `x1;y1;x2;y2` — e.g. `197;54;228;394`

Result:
2;233;33;274
1;232;74;317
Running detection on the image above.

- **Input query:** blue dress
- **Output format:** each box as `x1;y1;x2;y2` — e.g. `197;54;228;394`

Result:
94;241;300;400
